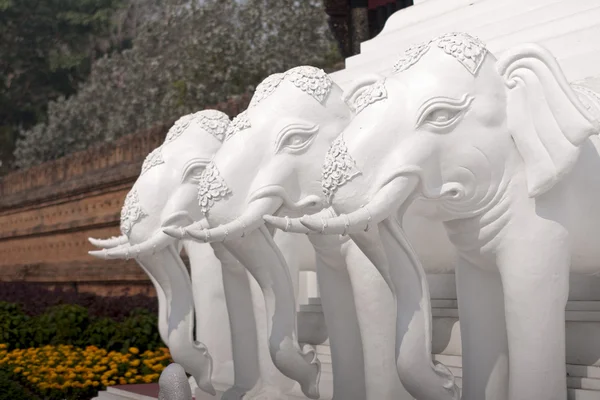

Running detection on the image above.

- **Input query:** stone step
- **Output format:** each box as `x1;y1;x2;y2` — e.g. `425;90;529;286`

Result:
433;355;600;391
570;388;600;400
332;0;600;87
354;0;571;61
569;364;600;380
348;0;597;67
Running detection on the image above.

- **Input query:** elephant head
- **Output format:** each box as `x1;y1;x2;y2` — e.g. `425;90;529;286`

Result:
162;66;353;399
89;109;230;395
276;32;600;400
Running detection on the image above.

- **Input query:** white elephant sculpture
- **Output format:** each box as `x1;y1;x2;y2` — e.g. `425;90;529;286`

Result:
89;109;324;399
89;110;230;395
163;66;430;400
286;32;600;400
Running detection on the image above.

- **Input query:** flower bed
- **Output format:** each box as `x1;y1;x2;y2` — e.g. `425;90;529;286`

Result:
0;292;171;400
0;343;173;400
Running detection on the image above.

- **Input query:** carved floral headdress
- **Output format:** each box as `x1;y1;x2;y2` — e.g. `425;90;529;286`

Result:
225;66;334;141
139;110;230;176
393;32;488;76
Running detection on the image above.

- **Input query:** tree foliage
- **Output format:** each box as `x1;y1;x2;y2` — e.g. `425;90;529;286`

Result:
0;0;151;173
14;0;341;169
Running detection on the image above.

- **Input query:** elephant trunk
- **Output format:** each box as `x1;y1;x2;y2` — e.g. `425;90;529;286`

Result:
157;245;216;395
294;174;459;399
221;225;321;399
383;218;459;399
133;256;170;346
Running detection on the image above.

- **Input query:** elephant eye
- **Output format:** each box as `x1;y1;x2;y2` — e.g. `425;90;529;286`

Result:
416;95;474;131
274;123;319;154
424;108;461;126
181;160;209;183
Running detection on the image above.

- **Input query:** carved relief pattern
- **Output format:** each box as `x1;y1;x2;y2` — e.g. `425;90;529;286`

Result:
353;79;388;114
435;32;487;75
322;136;362;203
165;114;194;143
193;110;230;142
197;162;232;214
284;66;333;104
141;147;165;175
225;111;251;141
392;32;487;76
120;190;148;236
249;73;285;108
392;41;431;74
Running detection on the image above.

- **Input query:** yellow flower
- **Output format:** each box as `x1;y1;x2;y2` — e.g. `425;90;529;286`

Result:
128;347;140;355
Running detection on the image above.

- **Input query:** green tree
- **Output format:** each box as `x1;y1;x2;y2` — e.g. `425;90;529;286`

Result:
0;0;147;174
14;0;342;169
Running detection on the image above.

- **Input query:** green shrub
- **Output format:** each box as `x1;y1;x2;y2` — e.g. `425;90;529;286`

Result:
80;317;119;350
0;301;164;352
113;308;162;352
0;302;30;350
0;369;41;400
20;304;90;349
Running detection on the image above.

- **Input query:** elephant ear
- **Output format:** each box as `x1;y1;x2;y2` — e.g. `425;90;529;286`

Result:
497;44;600;197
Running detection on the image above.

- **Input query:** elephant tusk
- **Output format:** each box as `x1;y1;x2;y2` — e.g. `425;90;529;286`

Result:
263;215;311;234
184;228;209;242
363;205;372;232
236;218;247;237
321;216;328;234
88;235;129;249
222;226;229;242
181;197;283;243
300;209;370;235
302;176;418;235
342;214;350;236
284;216;291;232
89;231;174;260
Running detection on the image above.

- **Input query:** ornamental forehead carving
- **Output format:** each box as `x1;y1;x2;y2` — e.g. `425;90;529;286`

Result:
225;111;251;141
352;79;388;114
197;162;232;214
165;114;194;143
120;189;148;236
192;110;230;142
141;147;164;175
249;73;285;108
392;32;487;76
165;110;230;144
284;66;333;104
392;41;430;74
322;136;362;203
435;32;487;75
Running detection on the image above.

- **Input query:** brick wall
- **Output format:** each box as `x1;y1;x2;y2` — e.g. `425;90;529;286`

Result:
0;94;251;297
